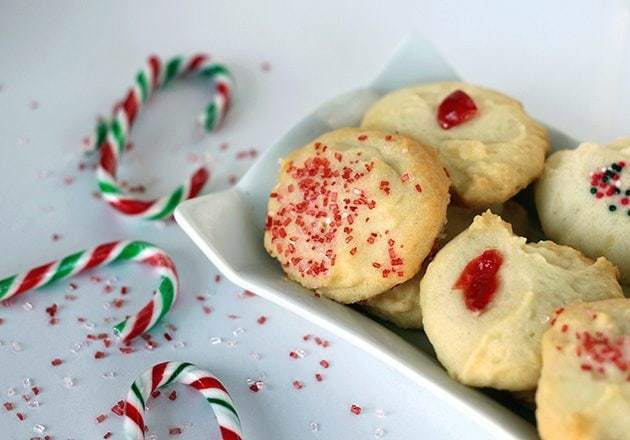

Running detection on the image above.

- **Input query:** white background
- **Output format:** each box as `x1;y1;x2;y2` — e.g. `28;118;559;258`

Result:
0;1;628;439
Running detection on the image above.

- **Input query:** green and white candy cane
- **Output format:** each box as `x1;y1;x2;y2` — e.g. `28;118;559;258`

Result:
124;361;242;439
0;240;178;342
86;54;233;220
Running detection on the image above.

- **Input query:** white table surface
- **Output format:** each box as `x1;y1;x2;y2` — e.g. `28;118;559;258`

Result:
1;1;628;439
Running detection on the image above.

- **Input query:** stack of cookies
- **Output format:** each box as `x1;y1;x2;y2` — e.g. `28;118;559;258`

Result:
264;82;629;439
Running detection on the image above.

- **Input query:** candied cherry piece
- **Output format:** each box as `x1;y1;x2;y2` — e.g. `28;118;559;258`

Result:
454;249;503;313
437;89;478;129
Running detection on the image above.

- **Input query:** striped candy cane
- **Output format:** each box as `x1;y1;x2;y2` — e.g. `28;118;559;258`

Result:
124;361;242;440
86;54;234;220
0;240;178;342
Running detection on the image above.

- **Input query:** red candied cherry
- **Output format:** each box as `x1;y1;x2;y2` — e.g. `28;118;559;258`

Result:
437;90;478;129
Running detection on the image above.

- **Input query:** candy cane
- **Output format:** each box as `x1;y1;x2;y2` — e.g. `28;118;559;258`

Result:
86;54;234;220
124;361;242;440
0;240;178;342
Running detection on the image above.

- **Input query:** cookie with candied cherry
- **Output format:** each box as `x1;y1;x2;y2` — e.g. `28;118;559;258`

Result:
536;299;630;440
361;82;549;207
361;201;531;329
264;128;450;303
535;139;630;284
420;212;623;391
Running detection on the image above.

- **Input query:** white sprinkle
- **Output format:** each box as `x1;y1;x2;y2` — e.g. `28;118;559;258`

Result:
83;320;96;330
309;421;320;432
102;371;117;379
63;377;75;388
250;352;262;361
7;387;16;396
147;434;158;440
296;349;306;358
22;302;33;311
172;341;186;349
102;301;111;310
33;423;46;433
12;341;23;352
374;427;386;438
375;408;386;418
352;188;362;195
226;339;237;348
27;399;40;408
232;327;245;337
324;217;332;225
210;336;223;345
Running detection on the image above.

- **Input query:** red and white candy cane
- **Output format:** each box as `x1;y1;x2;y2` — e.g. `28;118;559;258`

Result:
86;54;234;220
0;240;178;342
124;361;242;440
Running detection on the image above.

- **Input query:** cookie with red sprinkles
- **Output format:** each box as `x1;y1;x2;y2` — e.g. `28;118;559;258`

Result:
420;212;623;391
264;127;450;303
361;82;549;207
536;139;630;284
536;298;630;440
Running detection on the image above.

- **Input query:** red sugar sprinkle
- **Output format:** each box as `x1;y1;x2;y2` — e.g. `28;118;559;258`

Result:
16;412;24;421
169;427;183;435
3;402;14;411
51;233;62;241
319;360;330;368
104;432;113;439
45;303;58;317
400;173;409;182
168;391;177;401
561;324;569;333
151;390;161;398
357;134;368;141
32;386;40;395
202;305;213;314
292;380;304;390
215;274;221;283
120;286;129;294
415;184;422;193
289;351;299;359
111;401;125;416
257;315;267;325
350;404;362;415
94;351;106;360
164;332;173;341
96;414;107;423
315;373;323;382
249;383;260;392
349;247;357;256
384;135;393;141
51;358;63;366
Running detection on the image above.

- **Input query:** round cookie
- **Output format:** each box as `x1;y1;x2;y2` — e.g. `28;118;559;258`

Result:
361;82;549;208
420;212;623;391
536;299;630;440
535;139;630;285
361;201;530;329
264;128;450;303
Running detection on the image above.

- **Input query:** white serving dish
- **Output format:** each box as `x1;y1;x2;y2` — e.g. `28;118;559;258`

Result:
175;33;577;439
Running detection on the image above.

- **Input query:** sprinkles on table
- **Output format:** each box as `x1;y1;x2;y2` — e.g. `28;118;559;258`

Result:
589;161;630;216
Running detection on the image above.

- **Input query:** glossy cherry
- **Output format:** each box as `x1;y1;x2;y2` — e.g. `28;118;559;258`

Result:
454;249;503;313
437;89;478;129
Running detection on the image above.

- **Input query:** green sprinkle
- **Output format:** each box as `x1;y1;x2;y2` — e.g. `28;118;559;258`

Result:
609;205;617;212
590;187;597;194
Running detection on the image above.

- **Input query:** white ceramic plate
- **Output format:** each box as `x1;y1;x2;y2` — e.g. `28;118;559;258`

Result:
175;33;578;439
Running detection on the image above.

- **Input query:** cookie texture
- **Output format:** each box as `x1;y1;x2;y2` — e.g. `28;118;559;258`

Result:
420;212;623;391
264;128;450;303
361;201;530;329
536;299;630;440
361;81;549;207
535;139;630;285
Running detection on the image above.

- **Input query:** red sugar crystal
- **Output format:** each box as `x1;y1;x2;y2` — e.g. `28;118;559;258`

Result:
315;373;323;382
357;134;367;141
96;414;107;423
164;333;173;341
168;391;177;401
151;390;161;398
319;360;330;368
104;432;113;439
3;402;13;411
120;286;129;294
32;386;40;395
292;380;304;390
437;89;478;129
111;400;125;416
257;315;267;325
350;404;362;415
16;412;24;421
94;351;106;360
51;358;63;366
289;351;299;359
45;303;58;317
169;427;183;435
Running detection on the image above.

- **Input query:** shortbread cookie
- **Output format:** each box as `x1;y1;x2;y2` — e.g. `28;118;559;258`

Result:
264;128;450;303
536;139;630;285
361;82;548;207
361;201;530;329
536;299;630;440
420;212;623;391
